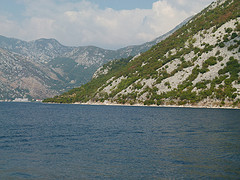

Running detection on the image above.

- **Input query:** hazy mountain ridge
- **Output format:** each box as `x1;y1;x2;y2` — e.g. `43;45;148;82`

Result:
0;18;189;100
0;36;73;63
44;0;240;108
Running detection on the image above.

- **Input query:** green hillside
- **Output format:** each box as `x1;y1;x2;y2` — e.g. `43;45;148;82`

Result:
44;0;240;108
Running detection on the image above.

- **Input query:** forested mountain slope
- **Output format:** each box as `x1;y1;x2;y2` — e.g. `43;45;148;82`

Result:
44;0;240;108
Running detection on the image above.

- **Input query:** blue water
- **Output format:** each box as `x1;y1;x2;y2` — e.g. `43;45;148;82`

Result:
0;102;240;179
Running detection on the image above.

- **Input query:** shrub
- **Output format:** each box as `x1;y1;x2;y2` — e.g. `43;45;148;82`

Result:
192;56;198;62
215;50;220;56
225;27;233;33
199;67;209;74
195;80;210;89
223;34;229;42
194;47;200;54
219;42;225;48
235;24;240;31
203;56;217;67
180;90;197;101
228;44;238;51
164;81;171;89
218;56;223;61
133;82;143;90
144;99;155;105
231;32;238;39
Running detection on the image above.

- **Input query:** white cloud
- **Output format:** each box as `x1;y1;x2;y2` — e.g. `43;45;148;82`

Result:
168;0;213;14
0;0;213;49
177;0;186;5
0;16;18;36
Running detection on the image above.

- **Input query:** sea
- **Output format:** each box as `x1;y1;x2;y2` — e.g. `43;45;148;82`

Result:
0;102;240;179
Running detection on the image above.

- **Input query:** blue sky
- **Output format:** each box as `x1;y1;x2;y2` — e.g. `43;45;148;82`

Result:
0;0;213;49
86;0;157;10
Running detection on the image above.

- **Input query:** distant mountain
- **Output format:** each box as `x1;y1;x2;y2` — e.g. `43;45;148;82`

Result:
45;0;240;108
0;36;73;63
0;18;189;100
0;48;60;99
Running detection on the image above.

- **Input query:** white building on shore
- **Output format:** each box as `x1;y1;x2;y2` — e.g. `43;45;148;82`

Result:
12;98;29;102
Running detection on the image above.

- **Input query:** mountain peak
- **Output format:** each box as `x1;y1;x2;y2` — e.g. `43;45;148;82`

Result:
32;38;63;46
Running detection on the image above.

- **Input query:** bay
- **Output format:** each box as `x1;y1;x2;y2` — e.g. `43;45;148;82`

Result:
0;102;240;179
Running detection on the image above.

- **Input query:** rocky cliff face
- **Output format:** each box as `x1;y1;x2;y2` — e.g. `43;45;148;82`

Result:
45;0;240;108
0;19;188;100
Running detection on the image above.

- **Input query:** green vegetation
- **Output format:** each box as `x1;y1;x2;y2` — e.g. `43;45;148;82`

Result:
48;57;99;90
44;0;240;108
44;56;133;103
203;56;217;68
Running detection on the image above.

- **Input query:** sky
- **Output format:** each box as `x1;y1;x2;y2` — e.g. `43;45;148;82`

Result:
0;0;214;50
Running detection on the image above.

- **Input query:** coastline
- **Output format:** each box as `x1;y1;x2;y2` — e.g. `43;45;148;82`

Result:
73;101;240;110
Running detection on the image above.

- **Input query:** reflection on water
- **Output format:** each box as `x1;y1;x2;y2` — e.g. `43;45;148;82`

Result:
0;102;240;179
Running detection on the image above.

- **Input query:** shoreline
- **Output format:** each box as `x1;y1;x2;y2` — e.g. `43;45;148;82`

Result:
5;100;237;110
73;101;240;110
3;100;238;110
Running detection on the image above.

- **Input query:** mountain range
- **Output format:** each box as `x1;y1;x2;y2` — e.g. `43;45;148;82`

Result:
44;0;240;108
0;18;189;100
